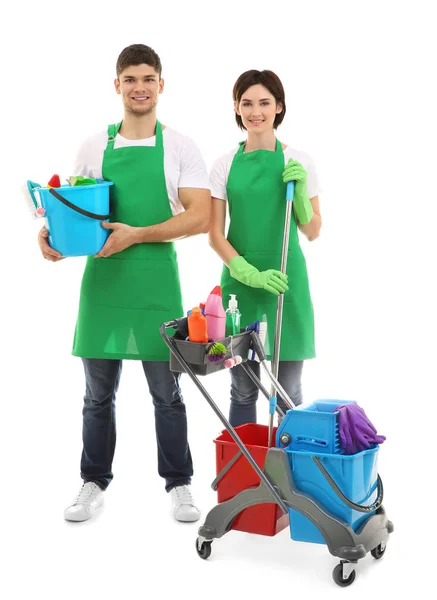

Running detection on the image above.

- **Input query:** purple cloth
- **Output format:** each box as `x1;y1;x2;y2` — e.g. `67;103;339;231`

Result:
336;403;386;454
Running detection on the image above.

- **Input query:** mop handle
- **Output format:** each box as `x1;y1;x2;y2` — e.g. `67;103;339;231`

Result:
268;181;295;447
270;181;294;380
286;181;295;202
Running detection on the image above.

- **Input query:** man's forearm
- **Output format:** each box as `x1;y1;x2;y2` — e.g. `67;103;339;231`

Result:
133;209;209;243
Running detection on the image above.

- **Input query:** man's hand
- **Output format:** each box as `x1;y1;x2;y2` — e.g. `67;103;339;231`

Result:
38;227;64;262
94;222;139;258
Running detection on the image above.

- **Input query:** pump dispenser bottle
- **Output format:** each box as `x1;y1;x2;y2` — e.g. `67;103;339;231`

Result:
225;294;241;336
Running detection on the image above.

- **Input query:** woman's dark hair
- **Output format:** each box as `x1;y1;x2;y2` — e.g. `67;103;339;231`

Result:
116;44;162;78
233;70;286;130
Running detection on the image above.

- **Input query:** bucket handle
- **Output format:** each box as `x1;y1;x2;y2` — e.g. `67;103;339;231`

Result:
313;455;384;513
49;188;111;220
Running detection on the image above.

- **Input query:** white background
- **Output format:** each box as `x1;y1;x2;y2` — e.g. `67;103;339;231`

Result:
1;0;436;597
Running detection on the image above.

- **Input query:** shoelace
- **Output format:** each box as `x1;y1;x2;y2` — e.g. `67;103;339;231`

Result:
174;485;195;506
75;483;100;506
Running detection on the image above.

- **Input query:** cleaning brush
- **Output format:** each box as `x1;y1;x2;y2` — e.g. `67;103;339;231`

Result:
206;341;227;363
246;321;268;361
22;181;45;219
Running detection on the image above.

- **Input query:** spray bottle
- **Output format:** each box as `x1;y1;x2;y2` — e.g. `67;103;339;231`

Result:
225;294;241;336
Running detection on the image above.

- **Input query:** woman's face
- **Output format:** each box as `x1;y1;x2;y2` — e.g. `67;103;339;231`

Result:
235;84;282;132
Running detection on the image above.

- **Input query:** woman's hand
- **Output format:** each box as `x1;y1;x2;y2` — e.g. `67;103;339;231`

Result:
282;159;314;224
229;256;288;296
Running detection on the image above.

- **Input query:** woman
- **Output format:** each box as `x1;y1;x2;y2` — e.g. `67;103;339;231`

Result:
209;70;322;427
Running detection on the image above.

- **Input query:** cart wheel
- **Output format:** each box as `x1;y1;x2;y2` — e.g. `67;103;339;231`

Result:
371;544;386;559
196;538;212;560
332;563;356;587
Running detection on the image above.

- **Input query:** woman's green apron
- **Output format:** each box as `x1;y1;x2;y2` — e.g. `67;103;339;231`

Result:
73;121;183;360
221;140;315;361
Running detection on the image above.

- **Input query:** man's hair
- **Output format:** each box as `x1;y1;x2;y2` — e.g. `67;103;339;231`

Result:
233;70;286;130
116;44;162;78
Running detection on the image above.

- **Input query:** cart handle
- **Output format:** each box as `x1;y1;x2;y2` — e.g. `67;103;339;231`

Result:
159;320;289;514
313;456;384;513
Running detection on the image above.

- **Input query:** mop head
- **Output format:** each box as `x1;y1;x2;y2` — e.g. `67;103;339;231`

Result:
206;342;227;363
336;402;386;454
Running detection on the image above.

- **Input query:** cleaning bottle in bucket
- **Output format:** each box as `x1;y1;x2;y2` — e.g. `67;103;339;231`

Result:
47;174;61;188
187;307;208;343
204;285;226;341
225;294;241;336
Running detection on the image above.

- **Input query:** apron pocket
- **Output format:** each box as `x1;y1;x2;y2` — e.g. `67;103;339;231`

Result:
92;257;182;311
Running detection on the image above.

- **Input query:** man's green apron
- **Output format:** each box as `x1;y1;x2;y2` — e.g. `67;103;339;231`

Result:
221;140;315;361
72;121;183;360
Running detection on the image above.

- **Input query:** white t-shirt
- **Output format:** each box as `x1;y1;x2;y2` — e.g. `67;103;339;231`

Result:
210;145;320;201
73;127;210;216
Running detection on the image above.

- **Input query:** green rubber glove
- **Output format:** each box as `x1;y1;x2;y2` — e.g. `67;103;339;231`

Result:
229;256;288;296
282;159;314;224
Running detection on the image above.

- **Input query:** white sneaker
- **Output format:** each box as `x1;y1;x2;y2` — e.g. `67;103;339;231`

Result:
170;485;200;522
64;482;104;522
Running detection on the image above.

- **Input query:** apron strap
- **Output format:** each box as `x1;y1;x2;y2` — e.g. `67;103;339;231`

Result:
155;121;163;148
106;122;122;150
105;121;162;149
237;139;283;154
237;141;245;155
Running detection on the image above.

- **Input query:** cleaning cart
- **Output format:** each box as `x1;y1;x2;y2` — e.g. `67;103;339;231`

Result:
160;322;393;586
159;182;393;586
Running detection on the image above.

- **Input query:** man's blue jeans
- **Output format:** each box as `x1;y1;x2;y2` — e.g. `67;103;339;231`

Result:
80;358;193;492
229;360;304;427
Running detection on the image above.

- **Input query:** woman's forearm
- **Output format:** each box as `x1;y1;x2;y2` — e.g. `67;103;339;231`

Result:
208;231;239;266
298;213;322;241
297;195;322;241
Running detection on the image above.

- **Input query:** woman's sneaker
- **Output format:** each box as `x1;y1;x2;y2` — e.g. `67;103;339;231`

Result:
64;482;104;522
170;484;200;522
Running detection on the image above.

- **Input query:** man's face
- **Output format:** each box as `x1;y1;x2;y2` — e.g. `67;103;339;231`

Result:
115;64;163;116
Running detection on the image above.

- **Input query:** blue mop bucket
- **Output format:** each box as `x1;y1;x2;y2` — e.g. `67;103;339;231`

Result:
286;446;381;544
277;400;383;544
27;180;113;257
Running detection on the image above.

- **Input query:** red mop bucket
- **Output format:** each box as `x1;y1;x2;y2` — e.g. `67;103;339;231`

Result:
214;423;289;536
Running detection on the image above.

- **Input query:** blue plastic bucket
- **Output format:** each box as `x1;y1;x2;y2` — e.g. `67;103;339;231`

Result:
287;446;380;544
28;180;113;257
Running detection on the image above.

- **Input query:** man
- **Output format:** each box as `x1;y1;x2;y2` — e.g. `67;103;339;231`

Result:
38;44;211;523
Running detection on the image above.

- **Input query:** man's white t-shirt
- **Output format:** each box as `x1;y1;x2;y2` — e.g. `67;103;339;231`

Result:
209;145;320;201
73;127;210;216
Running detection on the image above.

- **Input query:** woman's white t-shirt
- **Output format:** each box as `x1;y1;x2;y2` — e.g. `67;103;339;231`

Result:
73;127;210;216
209;145;320;201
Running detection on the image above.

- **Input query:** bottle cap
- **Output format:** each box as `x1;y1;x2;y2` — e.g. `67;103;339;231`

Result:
47;174;61;188
210;285;222;296
191;307;202;316
228;294;238;309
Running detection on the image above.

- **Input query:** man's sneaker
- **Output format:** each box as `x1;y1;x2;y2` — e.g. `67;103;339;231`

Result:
170;484;200;522
64;482;104;522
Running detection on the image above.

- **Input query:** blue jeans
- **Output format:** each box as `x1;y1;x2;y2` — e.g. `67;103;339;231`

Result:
80;359;193;492
229;360;304;427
